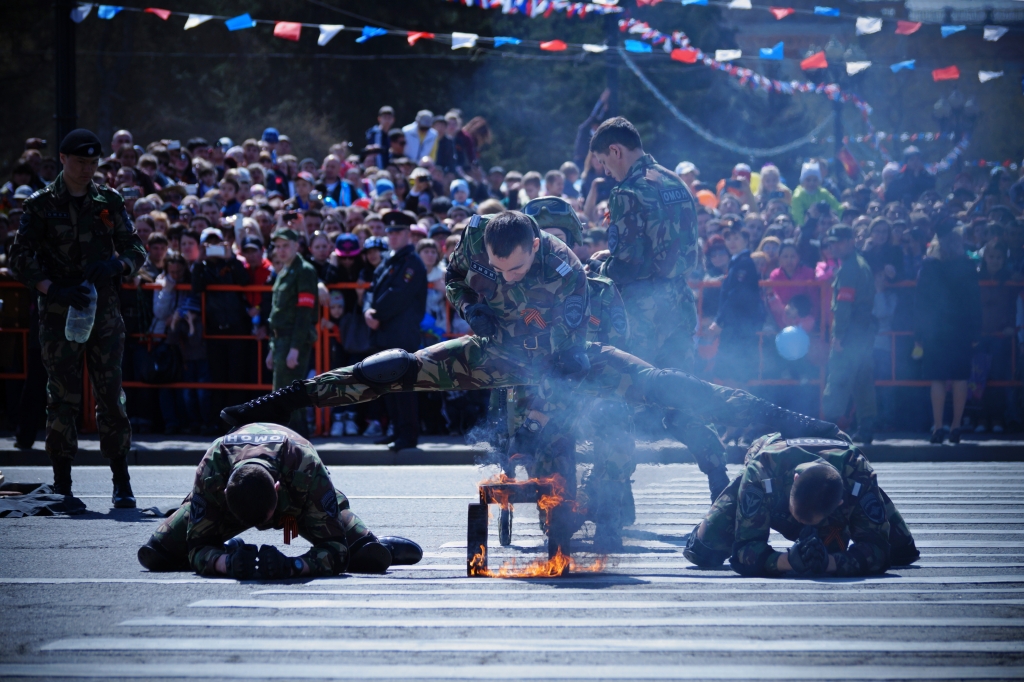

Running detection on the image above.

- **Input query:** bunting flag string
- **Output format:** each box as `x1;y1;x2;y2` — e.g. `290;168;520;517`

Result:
443;0;622;17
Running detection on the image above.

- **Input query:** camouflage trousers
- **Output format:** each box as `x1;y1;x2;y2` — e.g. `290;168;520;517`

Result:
696;476;916;563
272;338;312;435
823;337;878;424
38;288;131;461
145;489;369;576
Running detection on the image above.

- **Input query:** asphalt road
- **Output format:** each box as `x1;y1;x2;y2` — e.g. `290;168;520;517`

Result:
1;461;1022;681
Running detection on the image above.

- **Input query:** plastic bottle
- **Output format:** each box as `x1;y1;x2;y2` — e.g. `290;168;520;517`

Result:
64;282;97;343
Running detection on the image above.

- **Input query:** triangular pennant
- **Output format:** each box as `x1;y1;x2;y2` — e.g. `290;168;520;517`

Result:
583;44;608;53
846;61;871;75
224;13;255;31
317;24;344;46
978;70;1004;83
932;65;960;81
70;3;93;22
895;20;921;35
274;21;302;42
493;36;521;47
183;14;212;30
355;26;387;43
941;25;966;38
407;32;435;46
800;51;827;70
144;8;171;20
540;40;568;51
890;59;915;73
451;32;478;49
769;7;794;20
983;25;1008;42
97;5;122;19
680;0;707;5
727;0;752;9
813;6;839;16
624;40;652;53
856;17;881;35
714;49;741;62
670;48;698;63
759;42;783;60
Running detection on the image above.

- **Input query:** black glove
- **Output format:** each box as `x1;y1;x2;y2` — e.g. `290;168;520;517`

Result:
553;347;591;377
83;256;125;284
787;526;829;576
508;418;544;462
47;283;91;311
257;544;297;580
464;302;499;337
224;542;259;580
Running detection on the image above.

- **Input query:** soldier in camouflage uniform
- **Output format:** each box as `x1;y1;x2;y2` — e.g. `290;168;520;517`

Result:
8;129;146;507
267;227;320;435
590;117;729;502
683;432;919;577
137;422;422;578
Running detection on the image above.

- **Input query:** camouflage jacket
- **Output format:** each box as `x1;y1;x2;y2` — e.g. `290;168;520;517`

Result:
601;154;698;287
731;433;890;577
831;252;876;342
586;273;628;347
445;215;590;357
186;423;348;576
9;173;145;292
269;255;320;350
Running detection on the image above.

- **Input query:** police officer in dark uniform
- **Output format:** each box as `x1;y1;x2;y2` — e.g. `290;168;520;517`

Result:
8;129;146;506
363;210;427;451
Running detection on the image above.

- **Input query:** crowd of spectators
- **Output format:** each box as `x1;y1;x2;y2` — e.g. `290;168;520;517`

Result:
2;101;1023;440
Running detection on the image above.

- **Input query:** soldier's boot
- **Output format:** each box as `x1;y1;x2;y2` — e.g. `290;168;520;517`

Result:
378;537;423;565
347;533;393;574
51;458;73;497
110;457;136;509
220;380;314;428
851;418;875;446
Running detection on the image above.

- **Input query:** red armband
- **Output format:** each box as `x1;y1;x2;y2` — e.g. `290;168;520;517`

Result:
836;287;856;303
297;292;316;308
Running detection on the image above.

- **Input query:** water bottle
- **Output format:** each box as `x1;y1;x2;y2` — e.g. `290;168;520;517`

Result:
64;282;97;343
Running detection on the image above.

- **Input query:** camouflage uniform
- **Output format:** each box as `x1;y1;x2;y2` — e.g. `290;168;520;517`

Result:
8;173;145;461
600;154;728;490
691;433;918;577
268;253;320;434
145;423;369;576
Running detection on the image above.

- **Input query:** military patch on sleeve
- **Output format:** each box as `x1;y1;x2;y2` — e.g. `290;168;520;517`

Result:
786;438;850;449
46;211;70;220
404;267;414;282
190;494;207;524
739;486;764;519
468;214;481;229
659;187;692;206
564;294;585;329
607;223;619;253
470;260;498;282
555;259;572;277
859;491;886;524
320;490;339;518
611;307;628;335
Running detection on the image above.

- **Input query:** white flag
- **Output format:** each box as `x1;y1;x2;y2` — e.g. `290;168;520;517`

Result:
983;25;1008;42
715;49;742;62
451;32;478;50
978;70;1004;83
317;24;344;46
582;44;608;53
70;3;93;23
728;0;752;8
856;17;882;35
183;14;212;30
846;61;871;75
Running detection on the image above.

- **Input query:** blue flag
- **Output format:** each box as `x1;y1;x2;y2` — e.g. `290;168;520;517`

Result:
890;60;915;73
356;26;388;43
941;25;966;38
224;13;255;31
97;5;122;19
624;40;652;53
814;6;840;16
759;42;783;60
681;0;708;5
493;37;521;47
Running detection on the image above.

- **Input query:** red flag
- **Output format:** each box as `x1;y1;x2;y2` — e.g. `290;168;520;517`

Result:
407;32;435;46
932;65;960;81
273;21;302;41
671;48;698;63
540;40;567;51
800;51;828;70
895;20;922;35
144;7;171;20
837;146;861;179
769;7;794;20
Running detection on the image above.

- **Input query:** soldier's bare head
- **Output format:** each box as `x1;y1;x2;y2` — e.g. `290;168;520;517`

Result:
485;212;540;283
225;462;280;527
589;117;644;183
789;462;844;525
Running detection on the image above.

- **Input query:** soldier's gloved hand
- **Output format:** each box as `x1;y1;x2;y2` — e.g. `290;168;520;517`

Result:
787;527;829;576
464;303;499;337
224;543;259;580
83;256;125;284
508;417;544;462
553;347;591;378
47;283;92;311
257;544;297;580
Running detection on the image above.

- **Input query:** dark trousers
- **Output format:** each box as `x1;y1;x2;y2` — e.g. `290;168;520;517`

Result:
385;392;418;446
15;337;47;446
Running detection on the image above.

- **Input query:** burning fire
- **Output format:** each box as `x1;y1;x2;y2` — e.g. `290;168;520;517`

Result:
469;544;606;578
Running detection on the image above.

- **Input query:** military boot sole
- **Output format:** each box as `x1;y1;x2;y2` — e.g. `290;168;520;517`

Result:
348;542;393;574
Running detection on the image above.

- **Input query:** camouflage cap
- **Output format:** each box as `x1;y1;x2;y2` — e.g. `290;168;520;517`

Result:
523;196;584;247
271;227;301;242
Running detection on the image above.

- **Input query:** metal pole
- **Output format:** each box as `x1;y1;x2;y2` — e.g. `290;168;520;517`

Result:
54;0;78;147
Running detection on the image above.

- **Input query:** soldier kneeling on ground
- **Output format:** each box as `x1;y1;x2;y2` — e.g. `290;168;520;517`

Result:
684;433;919;577
138;423;422;579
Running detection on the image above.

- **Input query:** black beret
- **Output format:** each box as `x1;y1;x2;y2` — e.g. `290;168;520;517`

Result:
59;128;102;157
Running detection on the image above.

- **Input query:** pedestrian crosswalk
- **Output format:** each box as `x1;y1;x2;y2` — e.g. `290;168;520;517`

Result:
2;462;1023;680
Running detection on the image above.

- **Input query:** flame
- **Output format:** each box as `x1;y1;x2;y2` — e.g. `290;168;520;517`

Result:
469;545;606;578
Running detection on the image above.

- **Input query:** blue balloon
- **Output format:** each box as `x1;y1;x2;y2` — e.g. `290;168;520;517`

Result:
775;325;810;361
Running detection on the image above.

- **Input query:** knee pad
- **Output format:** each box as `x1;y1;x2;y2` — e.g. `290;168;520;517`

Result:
137;538;189;572
354;349;418;386
644;369;712;413
683;525;731;568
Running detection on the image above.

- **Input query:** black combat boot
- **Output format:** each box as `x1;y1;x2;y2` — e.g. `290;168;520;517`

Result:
377;537;423;565
220;380;314;428
51;458;73;497
347;534;393;574
110;457;136;509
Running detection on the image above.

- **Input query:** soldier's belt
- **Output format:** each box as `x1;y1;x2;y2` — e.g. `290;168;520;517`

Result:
499;332;550;353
